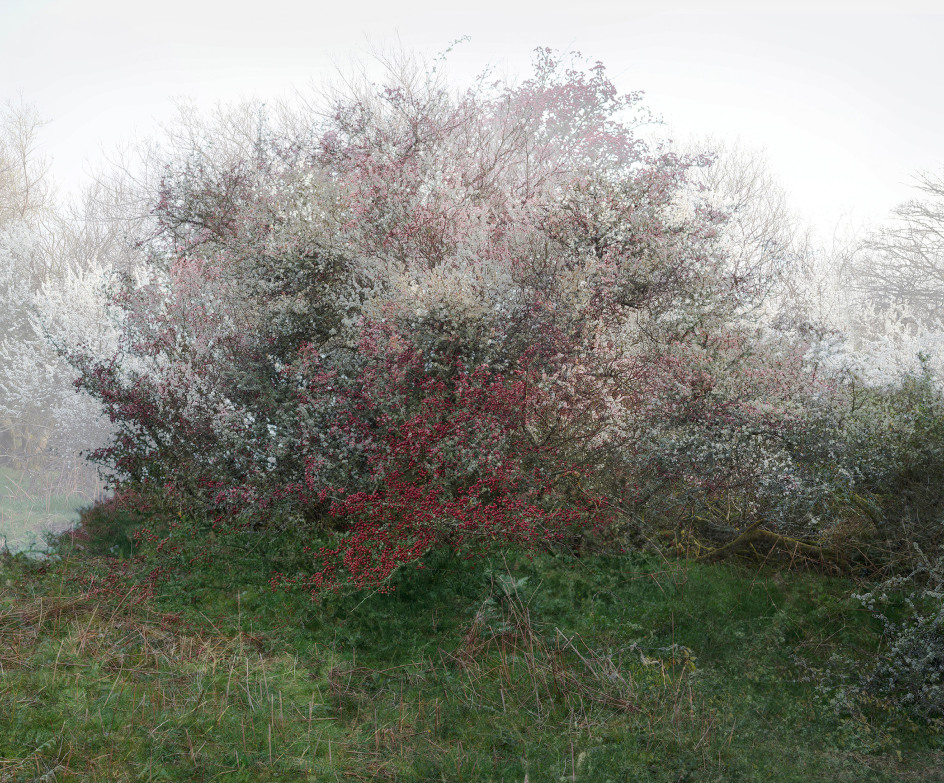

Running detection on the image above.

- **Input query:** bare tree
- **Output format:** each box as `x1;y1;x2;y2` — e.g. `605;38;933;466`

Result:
0;100;51;226
847;170;944;324
682;139;812;320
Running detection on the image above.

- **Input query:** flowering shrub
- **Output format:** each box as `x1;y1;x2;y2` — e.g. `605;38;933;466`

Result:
850;554;944;719
296;322;600;590
830;360;944;562
67;49;859;587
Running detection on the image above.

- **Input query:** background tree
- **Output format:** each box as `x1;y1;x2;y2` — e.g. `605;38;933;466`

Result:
847;170;944;324
0;101;116;500
0;100;51;224
807;171;944;385
0;100;54;471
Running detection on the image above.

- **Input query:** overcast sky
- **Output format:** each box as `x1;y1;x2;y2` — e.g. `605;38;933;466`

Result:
1;0;942;237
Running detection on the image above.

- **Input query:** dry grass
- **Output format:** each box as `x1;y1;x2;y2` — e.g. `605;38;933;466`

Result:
0;569;342;782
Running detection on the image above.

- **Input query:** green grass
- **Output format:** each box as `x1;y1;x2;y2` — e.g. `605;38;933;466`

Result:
0;521;942;781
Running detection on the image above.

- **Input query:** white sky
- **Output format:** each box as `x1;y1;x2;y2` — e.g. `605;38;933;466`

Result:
1;0;942;237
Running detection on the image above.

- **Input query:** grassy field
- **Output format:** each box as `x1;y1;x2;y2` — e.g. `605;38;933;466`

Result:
1;514;942;782
0;466;100;554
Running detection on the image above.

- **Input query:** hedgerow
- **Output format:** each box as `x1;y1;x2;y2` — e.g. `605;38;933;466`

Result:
62;50;944;589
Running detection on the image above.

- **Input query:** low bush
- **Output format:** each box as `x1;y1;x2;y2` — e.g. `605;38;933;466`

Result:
852;553;944;720
841;361;944;565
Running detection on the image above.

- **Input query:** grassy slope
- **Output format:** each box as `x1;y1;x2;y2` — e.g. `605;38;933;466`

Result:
0;535;942;782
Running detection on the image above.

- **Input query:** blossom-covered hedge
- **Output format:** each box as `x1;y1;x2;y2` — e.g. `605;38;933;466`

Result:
67;51;926;588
